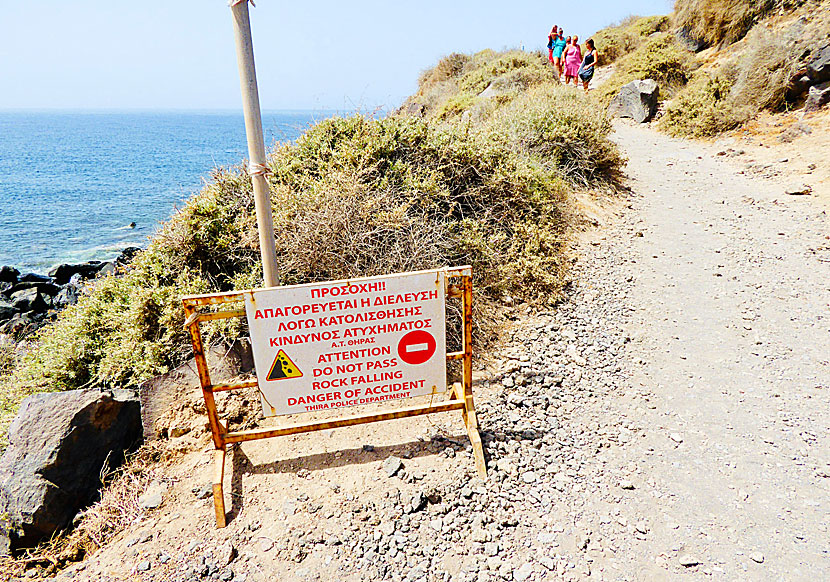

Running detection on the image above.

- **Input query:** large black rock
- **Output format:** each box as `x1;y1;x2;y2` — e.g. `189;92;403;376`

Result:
0;267;19;284
10;288;46;313
47;262;103;285
608;79;660;123
805;81;830;112
0;299;15;321
807;43;830;84
0;389;142;554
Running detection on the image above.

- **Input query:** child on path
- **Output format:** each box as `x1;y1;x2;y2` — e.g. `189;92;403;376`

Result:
563;35;582;86
578;39;598;92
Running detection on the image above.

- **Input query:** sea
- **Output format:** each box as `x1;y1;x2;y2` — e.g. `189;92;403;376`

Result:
0;110;333;274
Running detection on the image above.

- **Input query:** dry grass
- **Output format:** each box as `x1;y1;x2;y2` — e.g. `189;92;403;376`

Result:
0;443;167;578
729;22;812;111
662;1;830;137
673;0;809;46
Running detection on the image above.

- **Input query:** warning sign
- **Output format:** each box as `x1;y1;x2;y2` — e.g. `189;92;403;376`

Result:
244;269;447;417
266;350;303;381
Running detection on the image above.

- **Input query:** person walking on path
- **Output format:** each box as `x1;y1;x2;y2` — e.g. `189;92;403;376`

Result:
578;39;598;92
547;26;559;63
551;30;568;80
563;35;582;86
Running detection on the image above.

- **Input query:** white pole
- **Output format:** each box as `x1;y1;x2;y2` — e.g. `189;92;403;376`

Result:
229;0;279;288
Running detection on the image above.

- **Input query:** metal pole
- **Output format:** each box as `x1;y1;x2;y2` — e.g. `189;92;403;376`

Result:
229;0;279;288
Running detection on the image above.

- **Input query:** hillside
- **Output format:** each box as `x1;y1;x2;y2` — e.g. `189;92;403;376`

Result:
593;0;830;138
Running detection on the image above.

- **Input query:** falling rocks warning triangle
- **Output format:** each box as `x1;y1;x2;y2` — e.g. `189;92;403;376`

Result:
266;350;303;381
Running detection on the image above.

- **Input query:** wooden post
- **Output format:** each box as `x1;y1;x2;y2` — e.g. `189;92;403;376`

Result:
229;0;279;288
461;274;487;477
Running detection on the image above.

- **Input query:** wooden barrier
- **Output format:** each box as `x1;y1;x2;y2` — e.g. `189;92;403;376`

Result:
182;266;485;527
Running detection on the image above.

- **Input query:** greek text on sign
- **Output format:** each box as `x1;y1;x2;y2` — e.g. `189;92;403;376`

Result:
244;269;448;417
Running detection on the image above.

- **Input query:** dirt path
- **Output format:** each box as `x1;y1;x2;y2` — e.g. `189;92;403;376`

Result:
43;120;830;582
579;120;830;580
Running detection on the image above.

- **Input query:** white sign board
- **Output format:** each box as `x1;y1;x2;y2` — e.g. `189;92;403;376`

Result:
244;269;448;417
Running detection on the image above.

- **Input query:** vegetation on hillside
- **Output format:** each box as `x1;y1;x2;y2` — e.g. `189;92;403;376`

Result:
674;0;809;47
591;15;671;65
590;0;829;138
661;1;830;136
0;49;623;432
596;32;696;104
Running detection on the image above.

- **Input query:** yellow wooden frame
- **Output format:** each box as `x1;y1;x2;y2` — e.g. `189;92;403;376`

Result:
181;266;485;528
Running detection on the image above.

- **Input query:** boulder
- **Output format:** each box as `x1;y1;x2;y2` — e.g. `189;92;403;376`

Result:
786;72;812;101
8;281;61;296
608;79;660;122
10;288;46;313
807;43;830;84
805;81;830;112
0;299;15;321
138;341;253;439
0;389;142;554
116;247;141;265
17;273;51;284
47;262;102;285
0;266;19;284
53;285;80;308
96;262;117;278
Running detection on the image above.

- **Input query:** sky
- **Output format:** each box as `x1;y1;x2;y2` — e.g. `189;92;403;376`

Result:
0;0;672;111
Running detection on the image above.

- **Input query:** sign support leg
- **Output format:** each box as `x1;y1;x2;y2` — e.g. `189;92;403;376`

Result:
213;447;228;528
460;274;487;477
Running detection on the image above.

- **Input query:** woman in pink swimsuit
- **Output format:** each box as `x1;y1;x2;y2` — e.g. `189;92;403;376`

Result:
563;35;582;86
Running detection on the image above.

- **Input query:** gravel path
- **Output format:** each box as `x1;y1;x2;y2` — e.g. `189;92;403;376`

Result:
49;121;829;582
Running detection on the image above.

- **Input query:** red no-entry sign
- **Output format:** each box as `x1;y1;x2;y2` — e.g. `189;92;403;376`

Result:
397;330;437;365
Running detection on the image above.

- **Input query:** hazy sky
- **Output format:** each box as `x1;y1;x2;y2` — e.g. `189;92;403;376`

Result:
0;1;671;111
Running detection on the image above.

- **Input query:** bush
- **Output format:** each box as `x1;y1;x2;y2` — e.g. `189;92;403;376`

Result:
591;15;671;65
659;72;745;137
673;0;809;47
486;84;625;186
729;22;808;111
12;108;622;392
598;33;696;103
406;50;555;118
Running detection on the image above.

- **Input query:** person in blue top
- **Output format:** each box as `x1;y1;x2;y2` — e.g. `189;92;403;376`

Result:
547;26;559;63
550;30;568;81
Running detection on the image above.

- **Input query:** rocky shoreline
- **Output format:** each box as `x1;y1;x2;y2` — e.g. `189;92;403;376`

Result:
0;247;140;337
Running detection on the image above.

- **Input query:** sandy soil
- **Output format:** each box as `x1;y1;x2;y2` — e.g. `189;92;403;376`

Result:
707;108;830;207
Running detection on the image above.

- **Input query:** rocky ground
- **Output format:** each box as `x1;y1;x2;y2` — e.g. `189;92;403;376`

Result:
10;117;829;582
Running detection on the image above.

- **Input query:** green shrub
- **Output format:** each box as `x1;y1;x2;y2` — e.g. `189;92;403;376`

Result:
598;33;695;103
458;51;550;94
591;14;671;65
438;93;475;119
486;84;625;186
13;108;623;392
406;49;555;120
659;72;745;137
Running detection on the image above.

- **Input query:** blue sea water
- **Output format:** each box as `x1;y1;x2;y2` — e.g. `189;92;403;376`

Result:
0;111;331;274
